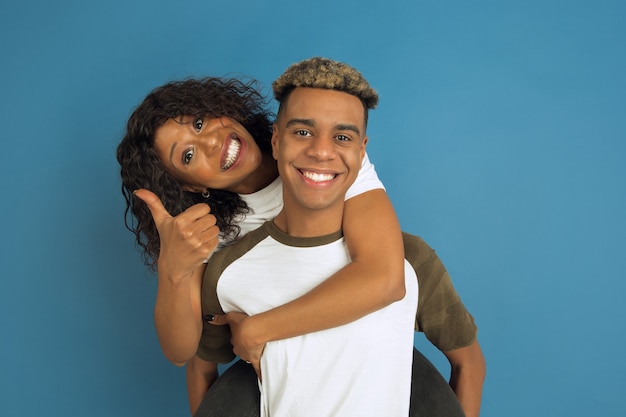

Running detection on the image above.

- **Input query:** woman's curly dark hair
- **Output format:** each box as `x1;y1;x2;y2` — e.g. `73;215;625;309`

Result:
116;77;274;269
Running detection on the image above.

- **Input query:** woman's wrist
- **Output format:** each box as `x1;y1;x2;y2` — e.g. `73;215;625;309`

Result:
241;314;271;347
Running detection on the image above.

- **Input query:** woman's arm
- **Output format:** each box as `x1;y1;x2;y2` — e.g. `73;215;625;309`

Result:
216;188;405;363
444;340;486;417
154;262;205;365
134;189;217;365
186;355;219;416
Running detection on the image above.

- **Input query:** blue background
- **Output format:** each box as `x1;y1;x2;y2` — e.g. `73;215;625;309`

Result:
1;1;624;416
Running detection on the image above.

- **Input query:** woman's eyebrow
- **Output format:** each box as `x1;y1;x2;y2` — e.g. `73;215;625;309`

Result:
173;115;192;125
169;142;178;166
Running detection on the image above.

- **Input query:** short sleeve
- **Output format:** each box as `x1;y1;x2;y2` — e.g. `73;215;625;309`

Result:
197;250;237;363
403;233;478;352
198;227;271;363
345;152;385;200
196;323;236;363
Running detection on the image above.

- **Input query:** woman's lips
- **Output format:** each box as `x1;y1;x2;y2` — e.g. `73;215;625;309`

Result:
221;134;242;170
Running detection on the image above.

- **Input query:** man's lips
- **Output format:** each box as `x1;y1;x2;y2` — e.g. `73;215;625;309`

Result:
298;169;339;183
221;134;242;170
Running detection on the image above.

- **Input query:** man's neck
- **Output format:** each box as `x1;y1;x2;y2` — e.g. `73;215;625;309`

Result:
273;204;344;238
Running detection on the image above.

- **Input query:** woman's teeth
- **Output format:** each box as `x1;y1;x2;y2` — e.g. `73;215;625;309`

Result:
302;171;336;182
222;138;241;170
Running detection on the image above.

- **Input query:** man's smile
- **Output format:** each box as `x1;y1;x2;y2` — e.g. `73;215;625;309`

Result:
298;169;340;184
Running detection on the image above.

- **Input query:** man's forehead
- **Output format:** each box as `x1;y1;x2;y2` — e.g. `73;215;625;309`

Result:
282;87;366;128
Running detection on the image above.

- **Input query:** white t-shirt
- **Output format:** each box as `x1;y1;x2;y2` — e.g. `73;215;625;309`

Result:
211;222;418;417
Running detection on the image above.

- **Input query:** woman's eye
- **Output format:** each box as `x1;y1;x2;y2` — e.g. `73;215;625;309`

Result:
193;118;203;132
183;148;194;165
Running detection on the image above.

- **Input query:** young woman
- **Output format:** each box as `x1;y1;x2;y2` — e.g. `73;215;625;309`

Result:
117;76;406;413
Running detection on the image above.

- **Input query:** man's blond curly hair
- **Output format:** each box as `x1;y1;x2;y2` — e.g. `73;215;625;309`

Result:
273;57;378;123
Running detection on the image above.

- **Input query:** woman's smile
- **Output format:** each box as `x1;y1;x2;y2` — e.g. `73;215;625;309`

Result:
221;134;242;171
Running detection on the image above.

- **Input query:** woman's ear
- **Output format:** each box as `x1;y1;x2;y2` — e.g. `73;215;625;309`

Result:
181;184;203;194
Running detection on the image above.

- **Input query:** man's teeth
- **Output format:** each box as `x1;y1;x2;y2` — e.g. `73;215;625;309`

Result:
302;171;336;182
222;138;241;170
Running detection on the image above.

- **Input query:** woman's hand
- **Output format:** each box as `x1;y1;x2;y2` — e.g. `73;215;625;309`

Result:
210;312;264;380
134;189;220;280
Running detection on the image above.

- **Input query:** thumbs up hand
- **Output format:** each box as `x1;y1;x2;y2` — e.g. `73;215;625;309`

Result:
134;189;220;280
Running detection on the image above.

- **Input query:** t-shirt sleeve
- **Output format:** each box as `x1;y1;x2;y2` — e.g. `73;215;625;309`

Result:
197;253;237;363
199;228;273;362
403;232;478;352
345;152;385;200
196;323;236;363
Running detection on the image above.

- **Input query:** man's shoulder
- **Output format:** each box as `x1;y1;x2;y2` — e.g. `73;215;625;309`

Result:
401;232;448;293
402;232;434;266
210;223;272;272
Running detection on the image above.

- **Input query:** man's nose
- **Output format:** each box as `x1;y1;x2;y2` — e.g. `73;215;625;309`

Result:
306;135;335;160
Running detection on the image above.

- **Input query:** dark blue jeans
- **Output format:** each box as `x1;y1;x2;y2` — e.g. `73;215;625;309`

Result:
194;348;465;417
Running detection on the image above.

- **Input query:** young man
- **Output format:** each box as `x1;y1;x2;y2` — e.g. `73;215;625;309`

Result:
195;61;419;416
195;58;485;416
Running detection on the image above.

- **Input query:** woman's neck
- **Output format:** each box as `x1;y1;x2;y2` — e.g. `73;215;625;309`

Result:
237;151;279;194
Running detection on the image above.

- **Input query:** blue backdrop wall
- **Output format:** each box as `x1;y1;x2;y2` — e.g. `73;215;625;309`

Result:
1;1;624;416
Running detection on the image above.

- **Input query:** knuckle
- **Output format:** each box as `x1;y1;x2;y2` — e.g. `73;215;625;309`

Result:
171;216;186;230
180;228;195;241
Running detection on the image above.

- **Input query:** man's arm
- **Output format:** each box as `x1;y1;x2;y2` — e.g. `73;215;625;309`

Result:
403;233;485;416
444;340;486;417
186;355;219;416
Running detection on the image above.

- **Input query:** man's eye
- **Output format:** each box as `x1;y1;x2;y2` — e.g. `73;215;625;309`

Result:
183;148;194;165
295;130;311;137
336;134;351;142
193;118;203;131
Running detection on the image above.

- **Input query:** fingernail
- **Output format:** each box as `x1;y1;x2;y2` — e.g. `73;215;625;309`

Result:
203;314;215;322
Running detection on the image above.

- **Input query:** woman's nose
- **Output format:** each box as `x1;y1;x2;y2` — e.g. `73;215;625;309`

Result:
200;118;226;153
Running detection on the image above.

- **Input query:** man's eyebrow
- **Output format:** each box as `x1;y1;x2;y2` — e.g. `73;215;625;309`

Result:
285;118;315;128
335;123;361;135
285;119;361;135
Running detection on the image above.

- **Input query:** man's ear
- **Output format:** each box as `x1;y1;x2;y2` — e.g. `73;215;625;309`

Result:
271;123;280;161
360;136;368;162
